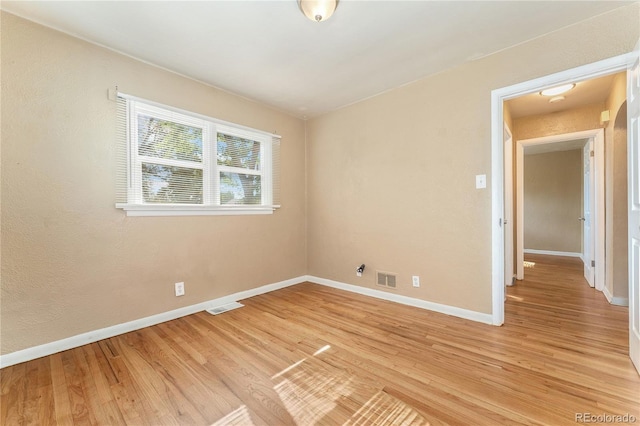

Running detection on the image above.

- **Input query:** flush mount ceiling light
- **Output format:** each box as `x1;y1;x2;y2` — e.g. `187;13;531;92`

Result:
549;96;565;103
298;0;339;22
539;83;576;97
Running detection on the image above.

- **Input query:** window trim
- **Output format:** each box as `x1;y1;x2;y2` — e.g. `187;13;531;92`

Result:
115;92;280;217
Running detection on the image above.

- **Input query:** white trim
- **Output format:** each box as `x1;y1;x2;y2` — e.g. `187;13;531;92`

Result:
0;276;306;369
504;123;514;291
491;52;634;326
491;89;506;325
603;285;629;306
516;141;524;279
594;129;606;291
306;276;494;325
115;203;277;216
524;249;582;258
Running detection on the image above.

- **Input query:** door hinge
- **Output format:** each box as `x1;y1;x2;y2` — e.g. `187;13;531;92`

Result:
591;260;595;267
590;150;594;157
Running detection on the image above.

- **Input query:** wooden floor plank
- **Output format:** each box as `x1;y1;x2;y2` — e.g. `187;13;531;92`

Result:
1;254;639;425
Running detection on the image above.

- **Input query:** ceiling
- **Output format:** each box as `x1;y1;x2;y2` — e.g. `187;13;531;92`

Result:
1;1;633;118
507;73;622;119
524;138;587;156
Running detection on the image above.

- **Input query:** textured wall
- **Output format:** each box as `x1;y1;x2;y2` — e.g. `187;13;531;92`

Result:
605;73;629;301
306;3;639;314
523;150;582;253
513;103;605;141
1;13;307;354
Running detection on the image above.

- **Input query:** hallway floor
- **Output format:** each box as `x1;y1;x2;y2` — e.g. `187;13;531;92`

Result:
505;253;638;422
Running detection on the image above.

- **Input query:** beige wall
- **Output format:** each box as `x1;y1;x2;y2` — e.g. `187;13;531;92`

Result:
523;150;582;253
512;103;605;141
0;13;307;354
605;72;629;300
306;3;639;314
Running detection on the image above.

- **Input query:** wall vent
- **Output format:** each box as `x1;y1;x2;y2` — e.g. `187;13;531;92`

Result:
206;302;244;315
376;271;397;289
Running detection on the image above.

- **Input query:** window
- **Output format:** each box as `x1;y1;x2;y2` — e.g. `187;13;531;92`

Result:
115;95;280;216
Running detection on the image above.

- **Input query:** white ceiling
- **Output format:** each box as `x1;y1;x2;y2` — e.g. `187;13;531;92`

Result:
507;73;621;119
1;1;633;118
524;138;587;156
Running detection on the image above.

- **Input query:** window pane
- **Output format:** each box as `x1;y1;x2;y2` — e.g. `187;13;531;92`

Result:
138;115;202;162
217;134;261;170
220;172;261;205
142;163;203;204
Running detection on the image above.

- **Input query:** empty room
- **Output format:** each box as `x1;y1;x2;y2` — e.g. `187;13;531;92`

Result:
1;1;639;425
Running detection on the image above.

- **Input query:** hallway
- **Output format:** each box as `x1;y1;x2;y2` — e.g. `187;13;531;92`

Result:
505;254;639;420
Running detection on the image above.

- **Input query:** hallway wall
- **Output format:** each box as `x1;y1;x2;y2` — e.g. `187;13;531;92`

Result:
605;73;629;303
523;150;583;253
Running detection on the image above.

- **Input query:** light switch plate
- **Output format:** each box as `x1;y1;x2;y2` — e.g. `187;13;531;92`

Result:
476;174;486;189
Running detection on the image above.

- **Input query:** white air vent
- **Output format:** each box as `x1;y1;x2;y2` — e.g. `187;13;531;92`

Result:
376;271;397;289
206;302;244;315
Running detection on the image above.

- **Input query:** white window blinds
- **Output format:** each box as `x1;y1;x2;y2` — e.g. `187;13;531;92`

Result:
115;94;281;216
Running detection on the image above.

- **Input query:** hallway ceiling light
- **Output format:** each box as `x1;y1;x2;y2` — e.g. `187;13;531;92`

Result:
298;0;339;22
549;95;565;103
539;83;576;97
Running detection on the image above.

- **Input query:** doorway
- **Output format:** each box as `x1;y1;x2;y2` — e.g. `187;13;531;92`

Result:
513;129;605;290
490;49;639;374
490;52;632;324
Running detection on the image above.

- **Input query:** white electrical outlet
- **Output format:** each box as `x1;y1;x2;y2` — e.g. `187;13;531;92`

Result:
175;282;185;296
412;276;420;288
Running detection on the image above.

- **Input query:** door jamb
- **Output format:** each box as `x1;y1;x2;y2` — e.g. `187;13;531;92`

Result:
503;123;514;291
491;52;633;326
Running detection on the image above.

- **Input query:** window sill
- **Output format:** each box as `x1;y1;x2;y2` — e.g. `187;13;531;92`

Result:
115;203;279;217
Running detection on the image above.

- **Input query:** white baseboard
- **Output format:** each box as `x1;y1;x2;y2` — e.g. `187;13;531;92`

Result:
0;276;306;369
524;249;582;258
305;275;494;325
602;285;629;307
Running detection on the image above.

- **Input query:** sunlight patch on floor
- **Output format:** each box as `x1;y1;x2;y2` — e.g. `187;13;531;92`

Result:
274;360;356;424
524;261;536;268
269;344;429;425
313;344;331;355
211;405;254;426
345;390;429;425
507;295;524;302
271;358;306;379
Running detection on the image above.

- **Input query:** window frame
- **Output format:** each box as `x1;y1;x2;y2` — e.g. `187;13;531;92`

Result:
116;95;279;216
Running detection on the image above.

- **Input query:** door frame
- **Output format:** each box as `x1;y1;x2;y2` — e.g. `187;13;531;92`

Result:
504;123;514;293
514;129;605;290
491;52;634;325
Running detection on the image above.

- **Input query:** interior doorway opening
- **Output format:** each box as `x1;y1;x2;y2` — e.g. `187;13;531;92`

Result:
490;52;633;326
491;47;639;374
511;129;605;291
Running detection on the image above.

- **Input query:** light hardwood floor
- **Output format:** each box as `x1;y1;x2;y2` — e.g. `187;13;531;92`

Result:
1;254;639;425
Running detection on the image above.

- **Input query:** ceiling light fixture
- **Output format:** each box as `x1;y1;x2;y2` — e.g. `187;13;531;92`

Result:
539;83;576;97
298;0;339;22
549;96;565;103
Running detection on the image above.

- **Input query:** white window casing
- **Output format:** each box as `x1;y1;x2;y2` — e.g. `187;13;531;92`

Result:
115;93;281;216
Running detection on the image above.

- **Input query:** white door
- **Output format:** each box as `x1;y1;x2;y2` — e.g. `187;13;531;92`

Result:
583;139;595;287
627;38;640;375
504;124;514;292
